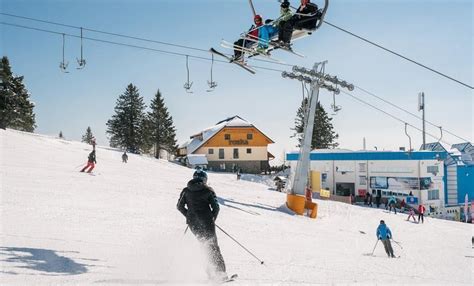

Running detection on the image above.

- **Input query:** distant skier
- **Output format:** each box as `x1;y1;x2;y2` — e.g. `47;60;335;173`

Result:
376;220;396;258
122;152;128;163
91;137;97;150
407;207;417;222
418;204;426;223
368;193;373;207
388;195;397;214
80;150;96;173
276;180;284;192
400;198;406;213
375;191;381;208
236;169;241;180
177;170;227;281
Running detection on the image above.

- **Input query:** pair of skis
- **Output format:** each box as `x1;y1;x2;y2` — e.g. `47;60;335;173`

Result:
223;273;238;283
210;37;304;74
209;48;256;74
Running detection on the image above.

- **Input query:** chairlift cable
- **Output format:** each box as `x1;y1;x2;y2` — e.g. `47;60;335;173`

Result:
323;20;473;90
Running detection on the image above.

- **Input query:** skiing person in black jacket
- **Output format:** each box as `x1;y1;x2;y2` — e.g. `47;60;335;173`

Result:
177;170;227;281
80;150;96;173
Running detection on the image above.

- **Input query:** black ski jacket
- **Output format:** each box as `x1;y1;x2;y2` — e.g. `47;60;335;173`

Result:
177;178;220;226
294;3;319;29
88;151;96;163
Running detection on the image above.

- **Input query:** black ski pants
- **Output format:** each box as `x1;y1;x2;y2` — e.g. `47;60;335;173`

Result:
418;213;424;223
381;239;394;257
389;203;397;214
233;38;253;59
278;20;293;44
279;16;318;44
189;221;226;274
375;197;381;208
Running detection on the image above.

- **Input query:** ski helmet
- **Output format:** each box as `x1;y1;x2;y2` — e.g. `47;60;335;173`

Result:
254;14;262;23
193;169;208;183
281;0;290;8
380;220;385;224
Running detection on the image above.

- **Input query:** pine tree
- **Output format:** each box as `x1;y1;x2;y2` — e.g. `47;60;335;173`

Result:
145;89;177;158
0;56;36;131
82;126;94;144
106;83;147;153
293;98;339;149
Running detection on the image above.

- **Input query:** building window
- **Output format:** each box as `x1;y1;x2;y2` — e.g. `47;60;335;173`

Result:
428;189;439;200
233;148;239;159
247;133;253;140
208;149;214;155
219;149;224;159
358;163;366;172
246;148;252;154
427;165;439;175
225;134;230;140
359;176;367;185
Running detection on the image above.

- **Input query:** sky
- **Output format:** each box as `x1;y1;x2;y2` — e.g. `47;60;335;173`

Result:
1;0;473;164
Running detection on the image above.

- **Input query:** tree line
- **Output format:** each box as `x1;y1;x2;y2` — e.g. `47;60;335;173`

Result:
106;83;177;158
0;57;36;131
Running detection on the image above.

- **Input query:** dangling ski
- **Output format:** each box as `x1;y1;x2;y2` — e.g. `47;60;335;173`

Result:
266;40;305;58
220;40;283;63
209;48;256;74
222;274;238;283
240;36;305;58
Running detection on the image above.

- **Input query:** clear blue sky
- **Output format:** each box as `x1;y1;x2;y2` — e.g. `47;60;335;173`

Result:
2;0;472;164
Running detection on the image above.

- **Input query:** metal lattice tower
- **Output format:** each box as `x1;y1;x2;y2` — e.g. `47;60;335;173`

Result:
282;62;353;195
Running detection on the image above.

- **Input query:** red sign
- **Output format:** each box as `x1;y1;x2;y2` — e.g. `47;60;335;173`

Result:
358;189;367;196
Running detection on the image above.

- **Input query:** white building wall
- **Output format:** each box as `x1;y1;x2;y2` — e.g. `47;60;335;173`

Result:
196;146;268;161
305;158;445;211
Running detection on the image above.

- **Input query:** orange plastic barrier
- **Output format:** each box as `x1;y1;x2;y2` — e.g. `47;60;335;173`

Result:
286;194;306;215
305;201;318;219
286;194;318;219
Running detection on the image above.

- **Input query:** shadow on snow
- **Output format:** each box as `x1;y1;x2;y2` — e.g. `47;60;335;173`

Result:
217;197;296;217
0;246;92;275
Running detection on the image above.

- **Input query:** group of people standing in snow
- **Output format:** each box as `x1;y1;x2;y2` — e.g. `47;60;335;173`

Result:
361;190;426;224
232;0;323;61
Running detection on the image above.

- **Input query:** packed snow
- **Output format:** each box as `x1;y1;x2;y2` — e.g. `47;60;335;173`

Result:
1;129;473;285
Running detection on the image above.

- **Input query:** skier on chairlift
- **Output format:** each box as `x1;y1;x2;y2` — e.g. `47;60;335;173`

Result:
256;1;292;53
273;0;294;48
233;15;263;62
278;0;321;48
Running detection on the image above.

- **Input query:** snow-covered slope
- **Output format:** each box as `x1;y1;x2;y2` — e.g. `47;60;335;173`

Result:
1;129;472;285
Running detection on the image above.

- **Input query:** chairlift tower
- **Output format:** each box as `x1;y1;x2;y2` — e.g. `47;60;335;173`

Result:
282;62;353;195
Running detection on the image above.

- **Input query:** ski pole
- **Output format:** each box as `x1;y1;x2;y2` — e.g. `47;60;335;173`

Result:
215;224;264;265
391;239;403;249
73;162;85;170
184;226;189;235
371;239;379;255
